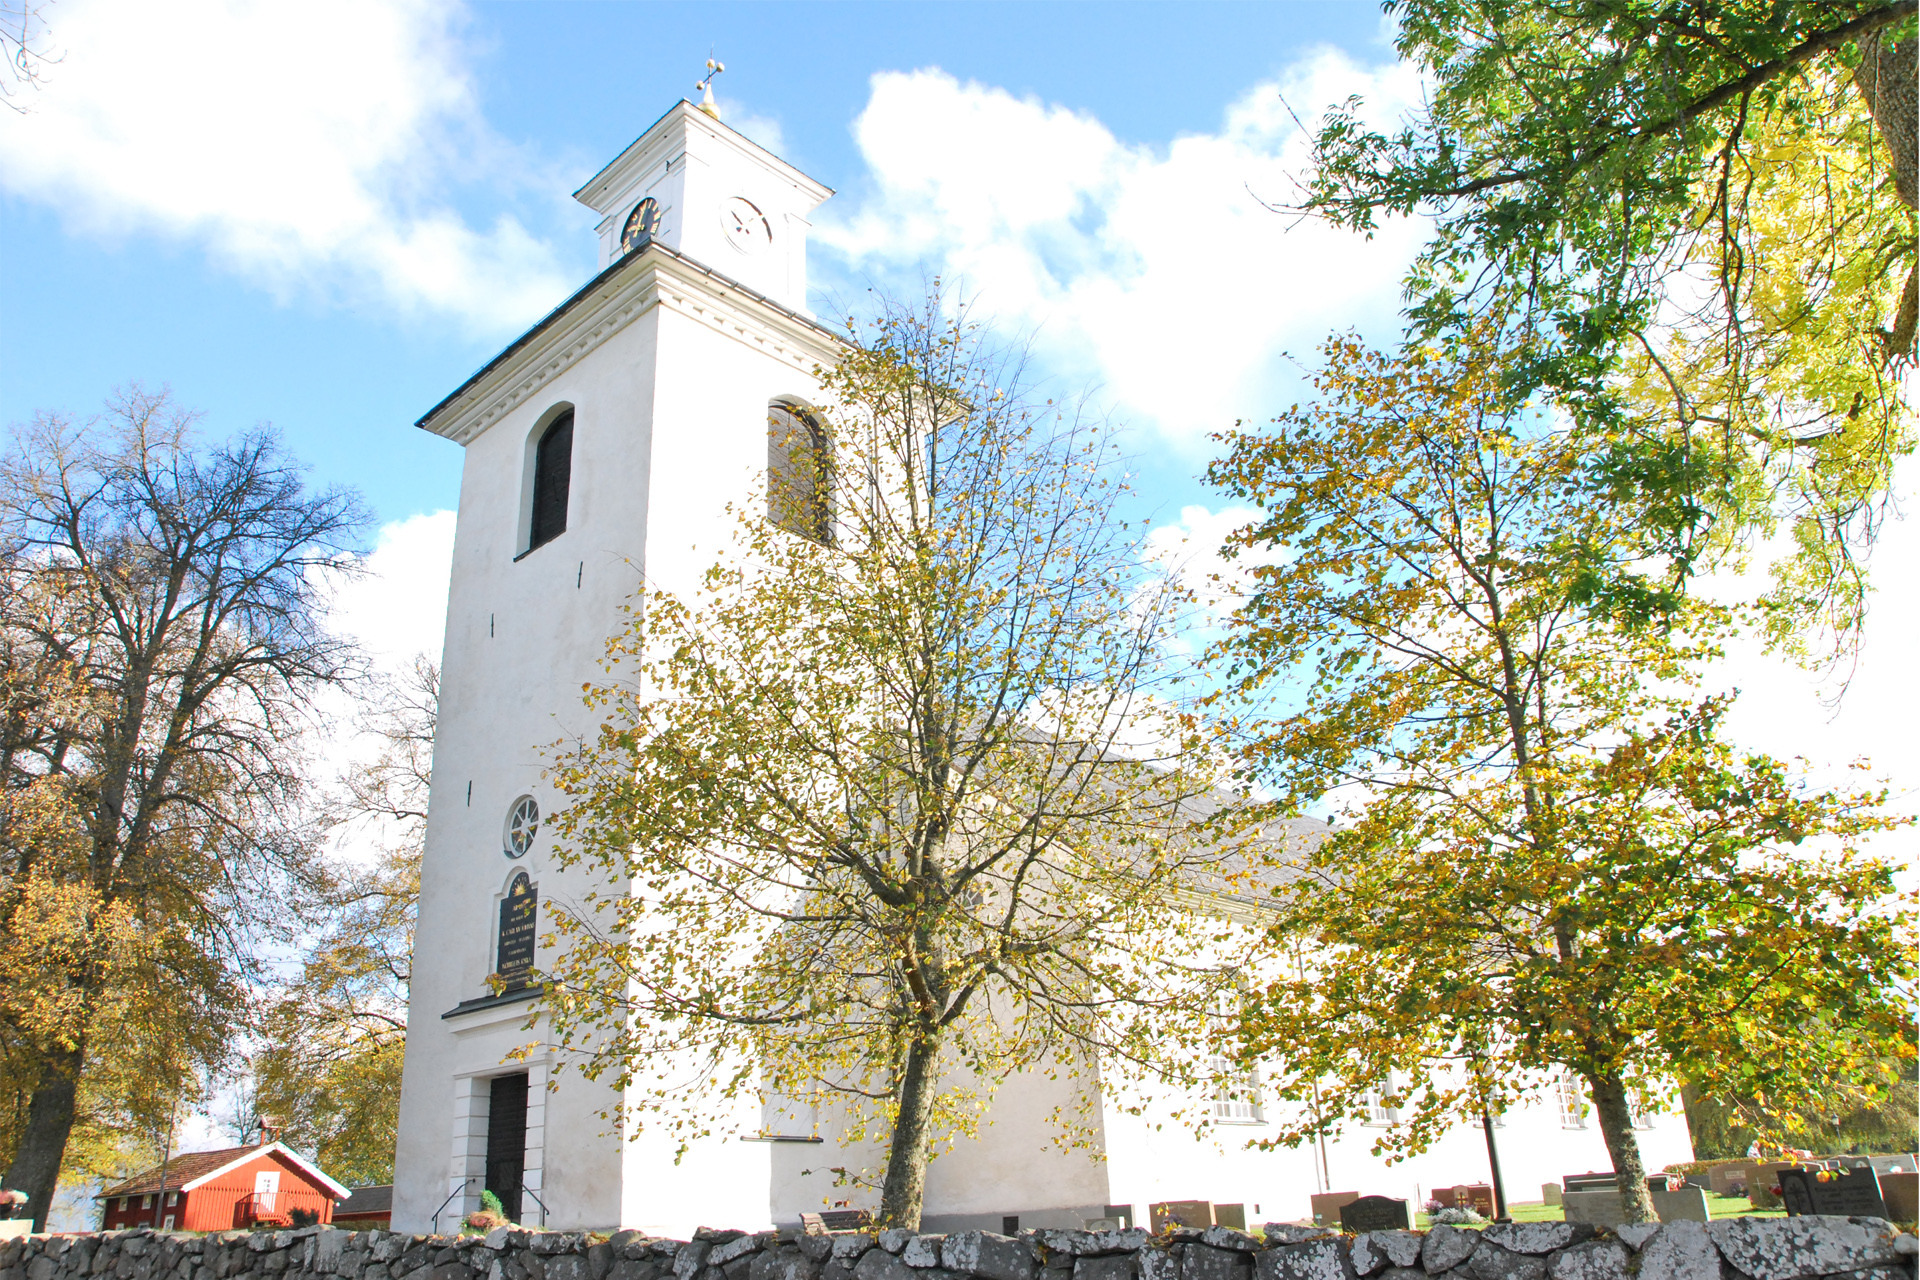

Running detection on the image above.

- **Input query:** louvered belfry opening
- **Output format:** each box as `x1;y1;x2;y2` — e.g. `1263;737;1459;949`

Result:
530;411;574;550
767;404;831;544
485;1073;529;1223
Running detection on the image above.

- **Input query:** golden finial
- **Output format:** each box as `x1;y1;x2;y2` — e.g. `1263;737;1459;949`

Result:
695;54;725;119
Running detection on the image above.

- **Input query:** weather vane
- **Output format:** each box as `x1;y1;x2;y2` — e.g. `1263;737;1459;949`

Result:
695;52;725;119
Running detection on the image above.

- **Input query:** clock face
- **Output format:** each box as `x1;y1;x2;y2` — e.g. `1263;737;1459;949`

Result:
720;196;772;254
621;198;661;254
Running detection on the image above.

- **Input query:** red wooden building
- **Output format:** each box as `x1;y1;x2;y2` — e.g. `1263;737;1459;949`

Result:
98;1142;350;1232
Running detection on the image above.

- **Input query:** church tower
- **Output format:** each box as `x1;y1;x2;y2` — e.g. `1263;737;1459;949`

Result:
390;100;844;1237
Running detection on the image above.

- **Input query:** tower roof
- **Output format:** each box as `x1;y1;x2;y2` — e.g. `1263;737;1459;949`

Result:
572;99;833;216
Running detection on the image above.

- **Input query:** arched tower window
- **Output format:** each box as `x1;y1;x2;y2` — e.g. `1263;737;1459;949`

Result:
529;411;573;550
768;404;831;544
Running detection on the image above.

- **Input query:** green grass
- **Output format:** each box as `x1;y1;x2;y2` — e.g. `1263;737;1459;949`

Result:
1413;1195;1784;1229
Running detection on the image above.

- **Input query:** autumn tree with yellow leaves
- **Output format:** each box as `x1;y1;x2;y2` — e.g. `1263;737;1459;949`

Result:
1208;333;1912;1224
0;389;365;1226
544;301;1278;1231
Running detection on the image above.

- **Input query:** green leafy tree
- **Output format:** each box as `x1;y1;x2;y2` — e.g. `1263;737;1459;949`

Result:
1682;1062;1920;1161
544;301;1274;1230
1207;333;1911;1222
1294;0;1916;646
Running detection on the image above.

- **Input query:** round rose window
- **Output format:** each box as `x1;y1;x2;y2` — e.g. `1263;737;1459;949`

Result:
503;796;539;859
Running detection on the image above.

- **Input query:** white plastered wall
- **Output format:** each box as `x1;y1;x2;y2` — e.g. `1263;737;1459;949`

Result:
1098;1071;1696;1226
392;244;848;1233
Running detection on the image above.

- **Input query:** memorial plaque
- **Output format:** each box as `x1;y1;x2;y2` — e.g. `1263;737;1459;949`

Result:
1340;1196;1411;1232
496;872;537;991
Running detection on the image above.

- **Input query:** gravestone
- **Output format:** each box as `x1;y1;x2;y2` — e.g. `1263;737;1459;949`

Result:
1215;1204;1248;1231
1562;1190;1623;1227
1309;1191;1359;1225
1651;1186;1710;1222
1748;1162;1797;1210
496;872;538;991
1431;1184;1496;1217
1541;1183;1563;1207
1645;1174;1709;1194
1340;1196;1411;1232
1563;1173;1617;1194
1777;1166;1886;1218
1563;1184;1708;1225
1879;1172;1917;1222
1150;1201;1213;1231
1816;1165;1883;1215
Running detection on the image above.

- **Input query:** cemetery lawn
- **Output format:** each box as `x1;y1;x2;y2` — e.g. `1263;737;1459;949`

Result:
1415;1198;1785;1228
1504;1202;1566;1222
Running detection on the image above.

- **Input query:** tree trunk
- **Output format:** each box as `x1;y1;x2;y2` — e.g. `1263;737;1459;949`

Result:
877;1028;943;1230
1854;29;1918;360
4;1041;84;1232
1585;1068;1657;1224
1854;31;1917;211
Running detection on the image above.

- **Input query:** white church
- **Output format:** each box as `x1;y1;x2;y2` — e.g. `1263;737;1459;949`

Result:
389;95;1694;1238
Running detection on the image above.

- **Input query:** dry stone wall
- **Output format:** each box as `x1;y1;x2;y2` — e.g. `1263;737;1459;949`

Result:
1;1217;1912;1280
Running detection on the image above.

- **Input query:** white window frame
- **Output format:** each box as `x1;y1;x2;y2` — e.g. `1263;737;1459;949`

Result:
1557;1070;1588;1129
1364;1074;1399;1127
1207;1014;1263;1125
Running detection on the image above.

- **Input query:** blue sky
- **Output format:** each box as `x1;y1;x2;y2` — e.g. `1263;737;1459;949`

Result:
1;0;1412;527
1;0;1911;841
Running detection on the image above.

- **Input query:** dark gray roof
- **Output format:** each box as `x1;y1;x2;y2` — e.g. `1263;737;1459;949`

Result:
335;1185;393;1217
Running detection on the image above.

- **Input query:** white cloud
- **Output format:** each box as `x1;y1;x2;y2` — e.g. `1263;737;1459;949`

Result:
719;101;787;158
310;510;455;871
1141;502;1268;631
816;57;1427;451
331;509;458;669
1702;477;1920;817
0;0;572;333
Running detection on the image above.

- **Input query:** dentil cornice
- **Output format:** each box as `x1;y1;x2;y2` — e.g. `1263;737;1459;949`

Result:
416;241;848;447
